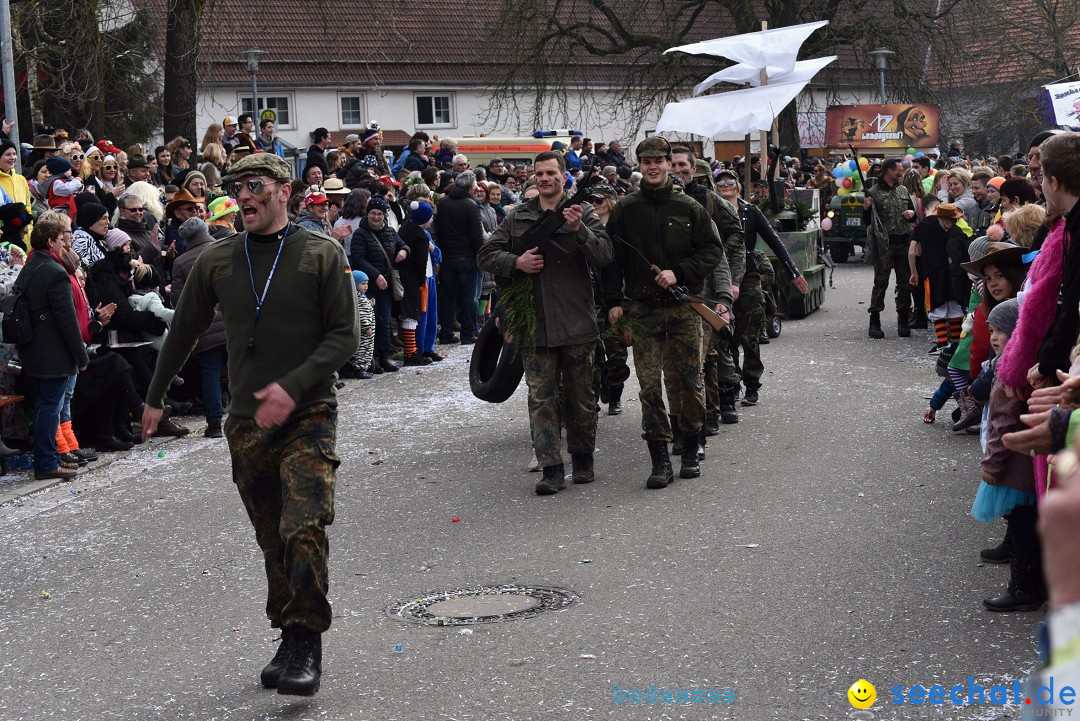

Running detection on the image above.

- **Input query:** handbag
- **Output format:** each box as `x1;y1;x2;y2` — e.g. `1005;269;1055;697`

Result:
375;239;404;301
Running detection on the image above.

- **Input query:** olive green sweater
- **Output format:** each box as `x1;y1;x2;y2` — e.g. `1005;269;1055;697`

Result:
146;227;359;418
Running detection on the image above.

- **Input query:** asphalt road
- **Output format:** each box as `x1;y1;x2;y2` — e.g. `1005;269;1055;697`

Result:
0;262;1040;721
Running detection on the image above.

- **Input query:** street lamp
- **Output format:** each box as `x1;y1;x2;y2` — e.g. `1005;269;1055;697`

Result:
243;48;266;122
868;48;894;103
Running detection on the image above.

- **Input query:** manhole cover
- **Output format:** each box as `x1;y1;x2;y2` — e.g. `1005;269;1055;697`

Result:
387;585;579;626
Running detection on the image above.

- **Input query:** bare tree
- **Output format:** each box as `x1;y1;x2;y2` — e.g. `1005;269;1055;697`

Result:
483;0;969;153
163;0;205;143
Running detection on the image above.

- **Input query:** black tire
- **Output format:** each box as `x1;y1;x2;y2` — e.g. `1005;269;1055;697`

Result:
767;315;782;338
469;316;525;403
830;244;851;264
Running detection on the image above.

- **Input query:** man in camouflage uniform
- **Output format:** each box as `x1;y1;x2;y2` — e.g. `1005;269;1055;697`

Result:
669;148;741;436
142;153;359;696
477;150;612;495
864;156;917;338
602;137;724;489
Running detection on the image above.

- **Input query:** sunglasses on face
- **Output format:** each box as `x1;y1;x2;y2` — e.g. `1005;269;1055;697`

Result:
70;154;84;160
227;178;278;196
102;164;118;171
123;206;144;213
716;178;737;187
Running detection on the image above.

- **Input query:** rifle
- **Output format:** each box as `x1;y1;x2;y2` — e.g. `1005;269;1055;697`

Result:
513;175;601;261
611;235;730;334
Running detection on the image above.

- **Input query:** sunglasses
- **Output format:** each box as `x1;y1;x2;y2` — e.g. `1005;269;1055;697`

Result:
102;164;118;171
70;154;84;160
227;178;279;197
716;178;737;187
122;206;145;213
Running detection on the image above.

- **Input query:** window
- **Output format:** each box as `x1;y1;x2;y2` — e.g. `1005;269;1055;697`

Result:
415;94;453;128
240;95;292;128
339;95;365;127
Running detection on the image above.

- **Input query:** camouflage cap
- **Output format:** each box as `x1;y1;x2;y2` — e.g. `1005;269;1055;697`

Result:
222;152;292;184
635;136;671;159
694;159;712;177
587;184;618;201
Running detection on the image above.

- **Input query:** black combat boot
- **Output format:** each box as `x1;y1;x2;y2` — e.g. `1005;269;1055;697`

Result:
369;357;384;375
645;440;674;489
276;627;322;696
705;413;721;435
719;385;739;424
868;312;884;339
571;453;595;484
897;310;911;338
535;463;566;495
669;414;683;455
980;523;1013;564
607;386;623;416
680;433;701;478
983;556;1047;612
261;628;293;688
379;354;400;372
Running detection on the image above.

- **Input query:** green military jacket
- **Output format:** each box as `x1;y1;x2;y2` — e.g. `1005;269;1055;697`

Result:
477;194;613;348
601;180;724;309
687;181;746;286
866;179;915;238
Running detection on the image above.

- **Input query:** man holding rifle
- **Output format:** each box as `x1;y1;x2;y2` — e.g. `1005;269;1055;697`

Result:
477;151;613;496
602;137;724;489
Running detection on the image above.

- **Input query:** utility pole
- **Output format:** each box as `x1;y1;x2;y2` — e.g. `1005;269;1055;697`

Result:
0;0;20;171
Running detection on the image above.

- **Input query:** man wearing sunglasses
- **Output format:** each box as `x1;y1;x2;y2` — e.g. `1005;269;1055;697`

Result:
141;153;359;697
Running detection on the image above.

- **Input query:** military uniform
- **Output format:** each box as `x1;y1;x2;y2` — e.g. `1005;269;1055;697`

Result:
865;178;916;322
476;189;612;493
602;137;723;487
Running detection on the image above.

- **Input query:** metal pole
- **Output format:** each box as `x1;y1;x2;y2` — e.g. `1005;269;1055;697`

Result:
251;69;258;123
0;0;21;172
879;68;886;104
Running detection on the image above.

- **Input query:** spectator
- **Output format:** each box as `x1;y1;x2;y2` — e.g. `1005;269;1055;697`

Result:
452;154;469;173
396;201;433;366
17;211;89;480
221;116;239;153
206;196;239;239
201;124;224;155
358;128;390;176
348;194;408;373
167;136;193;174
43;156;83;218
0;139;31;211
163;188;205;255
255;119;284;157
305;127;332;179
124;155;152;187
71;202;110;268
434;138;457;168
114;192;165;286
295;188;332;234
154;145;174;186
434;170;484;345
333;189;370;256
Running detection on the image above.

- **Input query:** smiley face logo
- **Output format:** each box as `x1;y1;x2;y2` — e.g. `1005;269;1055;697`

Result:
848;679;876;709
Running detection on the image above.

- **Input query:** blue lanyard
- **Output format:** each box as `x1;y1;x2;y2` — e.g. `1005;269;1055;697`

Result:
244;222;291;321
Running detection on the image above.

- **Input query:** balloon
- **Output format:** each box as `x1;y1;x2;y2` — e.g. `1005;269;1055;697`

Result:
904;154;914;161
859;157;870;172
821;217;833;231
845;166;857;178
848;160;857;170
835;177;846;187
837;187;850;196
832;167;845;179
842;178;853;189
906;147;917;155
915;152;925;158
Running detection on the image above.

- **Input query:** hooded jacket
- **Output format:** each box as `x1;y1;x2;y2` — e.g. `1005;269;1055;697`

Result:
435;185;484;259
348;217;408;282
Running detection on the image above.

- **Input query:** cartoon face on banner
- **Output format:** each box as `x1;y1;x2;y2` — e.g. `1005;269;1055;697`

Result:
824;104;940;148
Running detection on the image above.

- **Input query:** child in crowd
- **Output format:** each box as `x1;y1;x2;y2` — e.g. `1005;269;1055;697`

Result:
127;261;173;351
919;202;972;350
397;201;434;366
346;270;375;379
969;298;1045;612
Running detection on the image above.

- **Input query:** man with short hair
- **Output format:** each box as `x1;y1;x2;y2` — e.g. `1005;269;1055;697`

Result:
452;154;469;173
488;158;508;185
607;140;628;169
435;170;484;344
670;145;742;428
970;171;994;234
602;136;723;489
864;157;917;338
358;128;390;176
125;155;152;186
342;134;361;158
913;155;934;194
306;128;333;179
478;151;612;495
141;152;359;697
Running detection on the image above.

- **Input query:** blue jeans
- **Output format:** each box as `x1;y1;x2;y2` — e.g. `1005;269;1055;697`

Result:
31;375;71;474
439;256;479;342
60;374;77;424
197;346;226;424
369;286;393;356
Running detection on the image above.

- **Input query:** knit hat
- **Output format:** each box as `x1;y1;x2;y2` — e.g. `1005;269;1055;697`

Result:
178;217;213;245
986;176;1006;192
46;156;72;176
75;202;108;229
361;128;379;144
366;195;388;214
0;139;15;157
409;200;434;225
361;154;379;168
207;196;239;222
966;236;993;265
960;241;1026;275
103;228;131;251
987;297;1019;336
351;270;369;286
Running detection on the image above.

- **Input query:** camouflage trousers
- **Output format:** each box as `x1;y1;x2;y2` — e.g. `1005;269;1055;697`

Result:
522;343;598;469
630;301;704;441
594;312;631;398
667;317;737;419
732;274;765;391
869;241;912;315
225;403;340;633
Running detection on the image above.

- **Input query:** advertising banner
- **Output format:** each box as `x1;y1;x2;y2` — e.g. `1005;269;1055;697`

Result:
823;104;940;149
1044;81;1080;128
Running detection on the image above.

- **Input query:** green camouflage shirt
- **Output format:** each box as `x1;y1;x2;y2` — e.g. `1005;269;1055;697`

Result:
867;180;914;237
